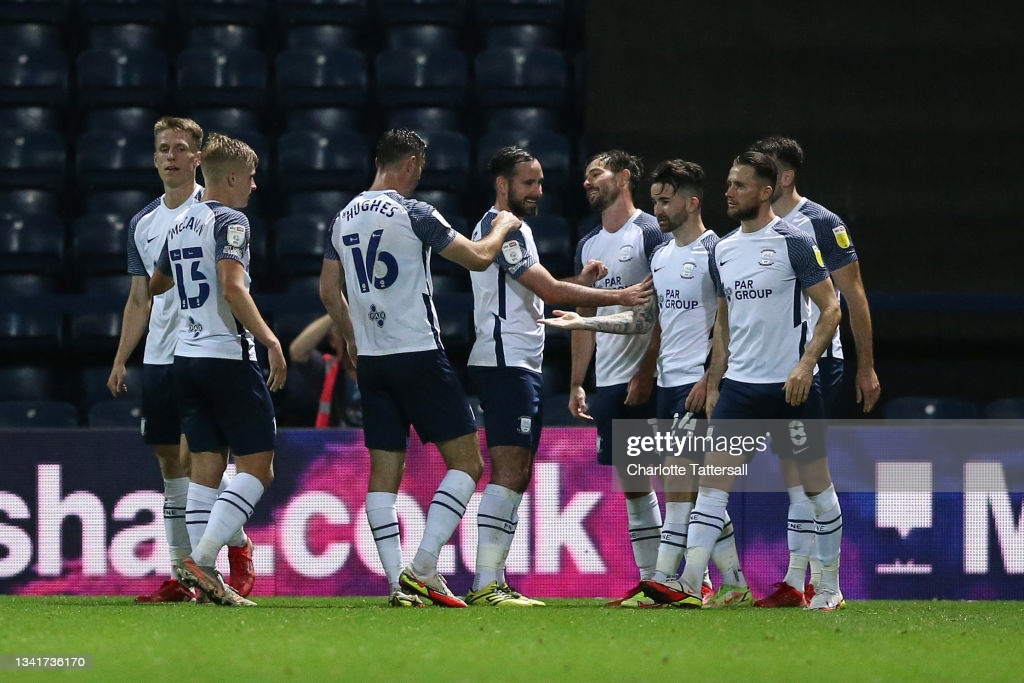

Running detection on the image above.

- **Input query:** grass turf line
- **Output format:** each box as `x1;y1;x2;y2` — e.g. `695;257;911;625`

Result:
1;597;1022;681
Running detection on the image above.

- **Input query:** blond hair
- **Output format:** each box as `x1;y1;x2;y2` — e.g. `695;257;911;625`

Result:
200;132;259;180
153;116;204;151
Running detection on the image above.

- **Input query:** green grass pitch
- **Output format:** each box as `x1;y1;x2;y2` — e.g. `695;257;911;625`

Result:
1;597;1022;681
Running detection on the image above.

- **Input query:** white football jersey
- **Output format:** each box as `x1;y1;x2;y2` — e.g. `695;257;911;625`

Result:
157;200;257;361
782;198;859;360
126;184;204;365
709;217;829;384
575;210;669;386
325;190;457;356
468;208;544;372
651;231;719;387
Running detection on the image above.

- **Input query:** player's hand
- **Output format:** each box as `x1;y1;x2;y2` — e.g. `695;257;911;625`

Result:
855;366;881;413
267;346;287;392
625;371;654;406
569;384;593;421
684;375;708;414
783;362;814;406
618;274;654;307
106;364;128;398
577;259;608;286
539;310;584;329
491;210;523;237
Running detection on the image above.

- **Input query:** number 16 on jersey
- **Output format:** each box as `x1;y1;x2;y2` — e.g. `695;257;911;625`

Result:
343;230;398;293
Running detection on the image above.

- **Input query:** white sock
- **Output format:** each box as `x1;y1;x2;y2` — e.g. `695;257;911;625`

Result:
163;477;190;577
626;491;662;581
811;484;843;592
219;473;248;548
411;469;476;577
366;491;402;591
653;501;692;581
680;487;729;595
497;500;521;586
784;485;814;589
473;484;519;591
185;482;219;555
711;513;747;588
192;473;264;567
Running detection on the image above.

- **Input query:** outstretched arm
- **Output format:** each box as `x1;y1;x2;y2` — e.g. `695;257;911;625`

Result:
540;297;657;334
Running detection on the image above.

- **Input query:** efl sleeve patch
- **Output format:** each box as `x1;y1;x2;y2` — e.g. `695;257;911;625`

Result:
832;225;851;248
226;223;247;248
502;239;524;265
812;245;825;268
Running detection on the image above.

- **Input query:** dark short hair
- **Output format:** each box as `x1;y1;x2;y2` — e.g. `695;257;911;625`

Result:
733;149;779;189
649;159;705;200
375;128;427;168
488;145;535;179
750;136;804;172
588;149;644;197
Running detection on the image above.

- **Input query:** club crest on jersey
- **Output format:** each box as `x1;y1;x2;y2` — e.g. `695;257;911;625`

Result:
812;245;825;267
502;239;524;265
187;316;203;338
226;223;247;248
833;225;851;248
758;248;776;266
618;244;634;262
517;416;532;434
368;304;386;328
681;261;696;279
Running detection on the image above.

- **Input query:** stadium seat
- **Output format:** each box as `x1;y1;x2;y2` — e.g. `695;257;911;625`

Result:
284;108;362;135
541;392;578;426
0;106;61;134
178;0;269;26
0;0;70;23
86;23;163;50
77;0;166;24
72;212;129;274
83;106;159;134
0;189;59;217
276;130;371;191
79;364;140;409
274;48;368;108
430;272;468;294
0;212;65;273
375;0;464;27
0;366;58;401
0;311;63;352
74;130;157;191
375;48;468;108
186;23;261;50
883;396;980;420
477;128;572;189
76;48;169;109
284;190;354;220
474;46;567;109
484;23;558;48
82;189;154;218
69;310;123;352
0;400;78;428
417;130;471;191
285;24;359;50
277;0;367;26
385;24;460;50
412;189;462;222
0;273;58;298
80;274;132;300
273;214;331;276
175;47;268;109
529;214;573;276
474;0;566;26
385;107;463;133
188;107;263;136
985;398;1024;419
432;291;474;348
88;398;142;428
0;130;66;190
0;23;62;51
485;106;562;133
0;47;69;107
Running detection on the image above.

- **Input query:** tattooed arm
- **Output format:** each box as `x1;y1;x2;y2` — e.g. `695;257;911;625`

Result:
539;297;658;335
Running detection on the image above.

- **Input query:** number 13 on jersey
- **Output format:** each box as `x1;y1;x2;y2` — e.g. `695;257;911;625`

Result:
169;247;210;310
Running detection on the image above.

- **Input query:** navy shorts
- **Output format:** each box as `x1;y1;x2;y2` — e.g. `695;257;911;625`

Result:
656;382;708;461
141;363;182;446
815;355;845;419
710;378;826;463
358;349;477;451
468;366;543;452
173;356;277;456
590;382;658;466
